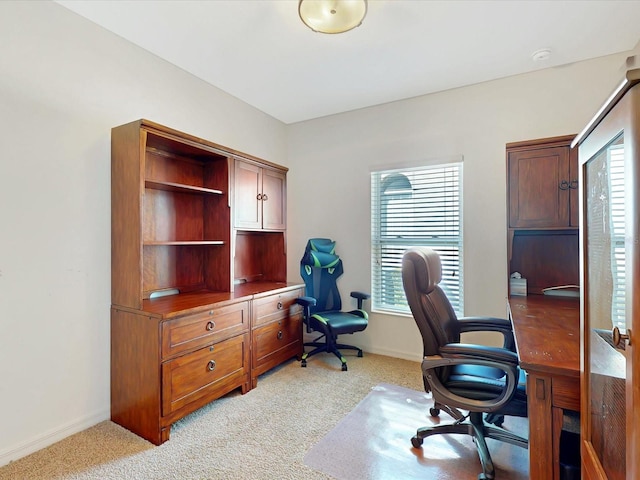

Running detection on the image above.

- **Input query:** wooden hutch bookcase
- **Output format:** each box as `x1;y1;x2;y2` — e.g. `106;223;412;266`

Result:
111;119;303;445
506;134;580;295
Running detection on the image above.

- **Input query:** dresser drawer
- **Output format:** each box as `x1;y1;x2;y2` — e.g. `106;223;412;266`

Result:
162;333;249;416
253;289;303;328
162;301;249;359
252;316;302;368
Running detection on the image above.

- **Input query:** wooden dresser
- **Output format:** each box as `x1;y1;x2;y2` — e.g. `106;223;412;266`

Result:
111;119;303;444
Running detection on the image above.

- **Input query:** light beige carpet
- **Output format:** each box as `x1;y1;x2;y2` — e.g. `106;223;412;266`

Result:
304;383;529;480
0;354;422;480
0;353;528;480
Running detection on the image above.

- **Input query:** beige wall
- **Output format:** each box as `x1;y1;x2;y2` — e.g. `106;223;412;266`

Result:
0;1;287;466
0;0;633;468
286;53;629;360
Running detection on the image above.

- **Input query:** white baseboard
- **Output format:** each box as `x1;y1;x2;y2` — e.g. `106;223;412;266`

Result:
364;346;422;363
0;409;110;467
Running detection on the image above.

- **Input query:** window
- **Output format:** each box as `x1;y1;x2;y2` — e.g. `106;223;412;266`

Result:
371;160;463;315
609;139;625;330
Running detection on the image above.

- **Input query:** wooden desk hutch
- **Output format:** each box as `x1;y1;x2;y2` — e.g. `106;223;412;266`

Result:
506;134;582;479
110;119;303;445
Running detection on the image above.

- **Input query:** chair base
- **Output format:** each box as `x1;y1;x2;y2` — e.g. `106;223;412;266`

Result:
301;335;363;371
410;411;527;480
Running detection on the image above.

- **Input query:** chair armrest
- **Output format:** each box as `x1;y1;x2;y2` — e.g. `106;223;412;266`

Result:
422;344;520;413
350;291;370;309
295;296;317;308
295;296;317;333
439;343;518;365
458;316;515;351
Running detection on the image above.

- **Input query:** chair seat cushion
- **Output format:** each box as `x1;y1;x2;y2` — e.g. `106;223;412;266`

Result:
447;364;527;405
311;310;368;335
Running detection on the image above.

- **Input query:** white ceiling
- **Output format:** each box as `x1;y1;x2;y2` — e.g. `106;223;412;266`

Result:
56;0;640;124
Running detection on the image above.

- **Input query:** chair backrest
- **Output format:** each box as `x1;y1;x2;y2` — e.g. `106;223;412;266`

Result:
402;247;461;357
300;238;344;314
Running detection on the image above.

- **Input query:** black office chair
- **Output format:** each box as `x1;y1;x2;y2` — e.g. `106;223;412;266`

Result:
295;238;369;371
402;247;528;480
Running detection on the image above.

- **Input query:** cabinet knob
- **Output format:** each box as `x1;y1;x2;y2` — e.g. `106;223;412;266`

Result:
612;326;632;347
559;180;570;190
262;193;268;201
257;193;263;200
277;301;283;310
277;330;283;340
207;360;216;371
206;320;216;331
569;180;578;189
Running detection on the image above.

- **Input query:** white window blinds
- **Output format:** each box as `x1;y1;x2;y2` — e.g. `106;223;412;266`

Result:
371;161;463;315
609;141;625;330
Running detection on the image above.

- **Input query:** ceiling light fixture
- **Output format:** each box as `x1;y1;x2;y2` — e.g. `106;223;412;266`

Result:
298;0;367;34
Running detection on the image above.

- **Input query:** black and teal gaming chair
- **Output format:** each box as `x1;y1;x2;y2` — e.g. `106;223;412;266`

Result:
295;238;370;371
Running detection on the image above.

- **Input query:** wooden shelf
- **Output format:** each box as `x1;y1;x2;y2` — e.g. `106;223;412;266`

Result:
145;179;223;195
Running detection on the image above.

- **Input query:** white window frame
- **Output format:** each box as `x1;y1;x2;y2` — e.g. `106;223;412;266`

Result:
371;157;463;316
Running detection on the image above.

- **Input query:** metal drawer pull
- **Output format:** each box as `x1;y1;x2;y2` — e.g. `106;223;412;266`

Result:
206;321;216;331
277;330;283;340
277;302;283;310
207;360;216;371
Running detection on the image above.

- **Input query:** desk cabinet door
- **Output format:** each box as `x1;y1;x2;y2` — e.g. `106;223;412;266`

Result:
508;145;574;228
579;78;640;480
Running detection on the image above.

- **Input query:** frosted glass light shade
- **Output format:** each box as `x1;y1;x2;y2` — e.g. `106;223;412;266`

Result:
298;0;367;34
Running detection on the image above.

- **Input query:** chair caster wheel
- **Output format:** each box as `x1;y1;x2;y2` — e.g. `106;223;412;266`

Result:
357;350;363;357
429;407;440;417
477;474;493;480
411;436;423;448
341;364;348;371
301;360;307;368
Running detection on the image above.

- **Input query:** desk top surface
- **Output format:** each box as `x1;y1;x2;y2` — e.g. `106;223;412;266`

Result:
508;295;580;377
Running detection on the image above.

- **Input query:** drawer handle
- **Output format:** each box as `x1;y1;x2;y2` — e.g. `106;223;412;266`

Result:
207;360;216;371
206;321;216;331
277;330;283;340
277;302;283;310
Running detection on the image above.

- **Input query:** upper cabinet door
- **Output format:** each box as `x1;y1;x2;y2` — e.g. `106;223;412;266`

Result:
508;144;575;228
234;160;262;230
261;168;286;231
234;159;286;231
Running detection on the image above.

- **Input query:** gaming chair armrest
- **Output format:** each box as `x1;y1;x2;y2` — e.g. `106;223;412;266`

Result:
350;291;370;309
295;296;317;333
458;316;515;351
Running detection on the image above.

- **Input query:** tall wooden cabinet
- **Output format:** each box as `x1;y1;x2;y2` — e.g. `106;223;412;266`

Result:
111;119;302;445
506;135;580;295
575;68;640;480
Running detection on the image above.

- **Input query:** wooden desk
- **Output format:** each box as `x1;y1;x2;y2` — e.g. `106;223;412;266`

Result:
508;295;580;480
